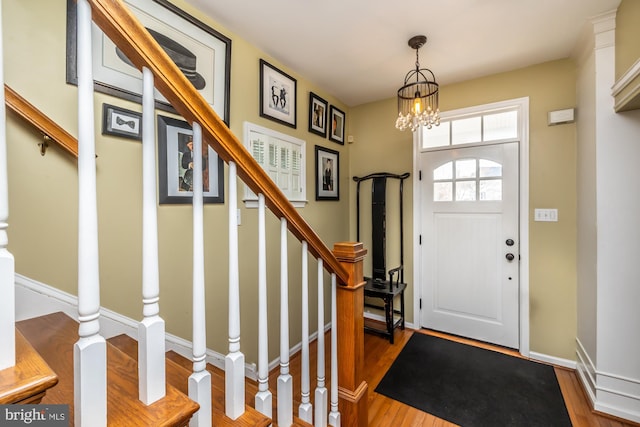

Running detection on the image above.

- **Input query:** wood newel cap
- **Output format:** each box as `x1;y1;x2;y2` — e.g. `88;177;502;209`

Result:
333;242;368;263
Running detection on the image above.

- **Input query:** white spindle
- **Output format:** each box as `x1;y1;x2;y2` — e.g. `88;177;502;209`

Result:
0;0;16;371
299;241;312;423
225;161;245;419
278;217;293;427
255;193;272;418
74;1;106;425
328;273;340;427
188;122;211;427
138;66;166;405
314;259;328;427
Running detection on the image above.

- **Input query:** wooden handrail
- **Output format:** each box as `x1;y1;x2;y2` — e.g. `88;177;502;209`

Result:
4;85;78;158
88;0;349;284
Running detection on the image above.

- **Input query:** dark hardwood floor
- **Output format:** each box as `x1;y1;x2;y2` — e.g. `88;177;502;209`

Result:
361;327;639;427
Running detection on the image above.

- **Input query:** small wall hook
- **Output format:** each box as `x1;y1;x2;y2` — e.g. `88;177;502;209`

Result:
38;134;51;156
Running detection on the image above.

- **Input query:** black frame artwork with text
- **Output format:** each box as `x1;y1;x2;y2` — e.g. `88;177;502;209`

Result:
157;115;224;204
260;59;297;128
308;92;328;137
315;145;339;201
66;0;231;123
102;103;143;140
329;105;345;144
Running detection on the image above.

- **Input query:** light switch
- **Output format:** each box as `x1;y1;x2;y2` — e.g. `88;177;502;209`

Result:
534;208;558;222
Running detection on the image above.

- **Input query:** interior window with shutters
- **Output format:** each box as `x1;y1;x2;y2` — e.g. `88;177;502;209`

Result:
243;121;307;207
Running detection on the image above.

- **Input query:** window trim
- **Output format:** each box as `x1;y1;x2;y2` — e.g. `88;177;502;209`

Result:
243;121;307;208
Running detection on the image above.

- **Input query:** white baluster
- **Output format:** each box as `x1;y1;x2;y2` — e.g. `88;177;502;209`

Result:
314;260;328;427
225;161;245;419
0;0;16;371
255;193;272;418
278;217;293;427
138;66;166;405
299;241;312;423
328;274;340;427
74;1;106;425
189;122;211;427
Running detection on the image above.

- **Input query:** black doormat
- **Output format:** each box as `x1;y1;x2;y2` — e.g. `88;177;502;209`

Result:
375;333;572;426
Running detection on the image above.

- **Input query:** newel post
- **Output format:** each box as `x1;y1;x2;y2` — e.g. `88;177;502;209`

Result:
332;242;368;427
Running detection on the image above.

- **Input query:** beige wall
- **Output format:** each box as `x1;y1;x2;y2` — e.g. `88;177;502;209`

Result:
615;0;640;80
350;60;578;360
4;0;350;364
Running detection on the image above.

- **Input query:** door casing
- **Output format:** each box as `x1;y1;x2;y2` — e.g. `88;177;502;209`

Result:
412;97;530;356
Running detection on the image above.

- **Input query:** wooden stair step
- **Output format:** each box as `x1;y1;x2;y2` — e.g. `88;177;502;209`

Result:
0;328;58;404
109;334;272;427
16;312;198;426
166;353;314;427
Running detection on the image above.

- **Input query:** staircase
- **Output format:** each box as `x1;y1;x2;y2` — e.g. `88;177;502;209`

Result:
0;0;369;426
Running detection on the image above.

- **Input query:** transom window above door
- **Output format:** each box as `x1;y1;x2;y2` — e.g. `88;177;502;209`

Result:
433;158;503;201
421;109;518;149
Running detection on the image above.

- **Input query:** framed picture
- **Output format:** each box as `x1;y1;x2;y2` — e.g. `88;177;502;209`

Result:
102;103;142;140
157;115;224;204
308;92;328;137
315;146;339;201
260;59;297;128
66;0;231;123
329;105;346;144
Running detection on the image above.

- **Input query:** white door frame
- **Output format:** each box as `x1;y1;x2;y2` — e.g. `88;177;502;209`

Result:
412;97;530;356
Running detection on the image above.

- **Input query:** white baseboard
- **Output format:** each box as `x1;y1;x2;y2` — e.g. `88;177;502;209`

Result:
529;351;576;370
575;337;640;423
15;274;254;378
364;310;417;330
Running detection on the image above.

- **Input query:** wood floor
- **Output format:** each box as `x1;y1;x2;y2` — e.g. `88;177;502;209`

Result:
362;327;639;427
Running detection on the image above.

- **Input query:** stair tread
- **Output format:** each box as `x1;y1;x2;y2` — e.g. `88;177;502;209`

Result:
17;312;199;426
0;328;58;404
109;334;272;427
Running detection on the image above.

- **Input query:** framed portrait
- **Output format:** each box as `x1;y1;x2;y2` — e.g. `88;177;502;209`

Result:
66;0;231;123
157;115;224;204
260;59;297;128
315;145;339;201
102;103;142;140
329;105;346;144
308;92;328;137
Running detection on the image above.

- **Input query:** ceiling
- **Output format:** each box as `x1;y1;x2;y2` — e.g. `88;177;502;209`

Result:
183;0;621;108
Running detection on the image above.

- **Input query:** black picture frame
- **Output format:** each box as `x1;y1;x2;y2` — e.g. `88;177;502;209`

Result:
157;115;224;204
66;0;231;124
315;145;339;201
102;103;142;140
259;59;297;128
308;92;328;137
329;105;346;144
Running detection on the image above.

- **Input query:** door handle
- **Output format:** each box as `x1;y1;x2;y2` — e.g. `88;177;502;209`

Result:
506;239;514;246
506;253;515;261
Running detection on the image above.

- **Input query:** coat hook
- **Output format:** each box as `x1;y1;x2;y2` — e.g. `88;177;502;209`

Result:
38;134;51;156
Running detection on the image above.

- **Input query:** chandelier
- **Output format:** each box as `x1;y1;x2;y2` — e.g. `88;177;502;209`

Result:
395;35;440;132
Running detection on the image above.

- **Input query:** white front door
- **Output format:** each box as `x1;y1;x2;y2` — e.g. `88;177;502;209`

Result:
419;142;519;348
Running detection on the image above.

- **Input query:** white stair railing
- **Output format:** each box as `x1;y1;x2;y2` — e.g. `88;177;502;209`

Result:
328;273;340;427
315;259;328;427
0;0;16;372
225;161;245;419
255;193;272;418
278;217;293;427
188;122;212;427
299;241;312;423
74;1;107;425
138;66;166;405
